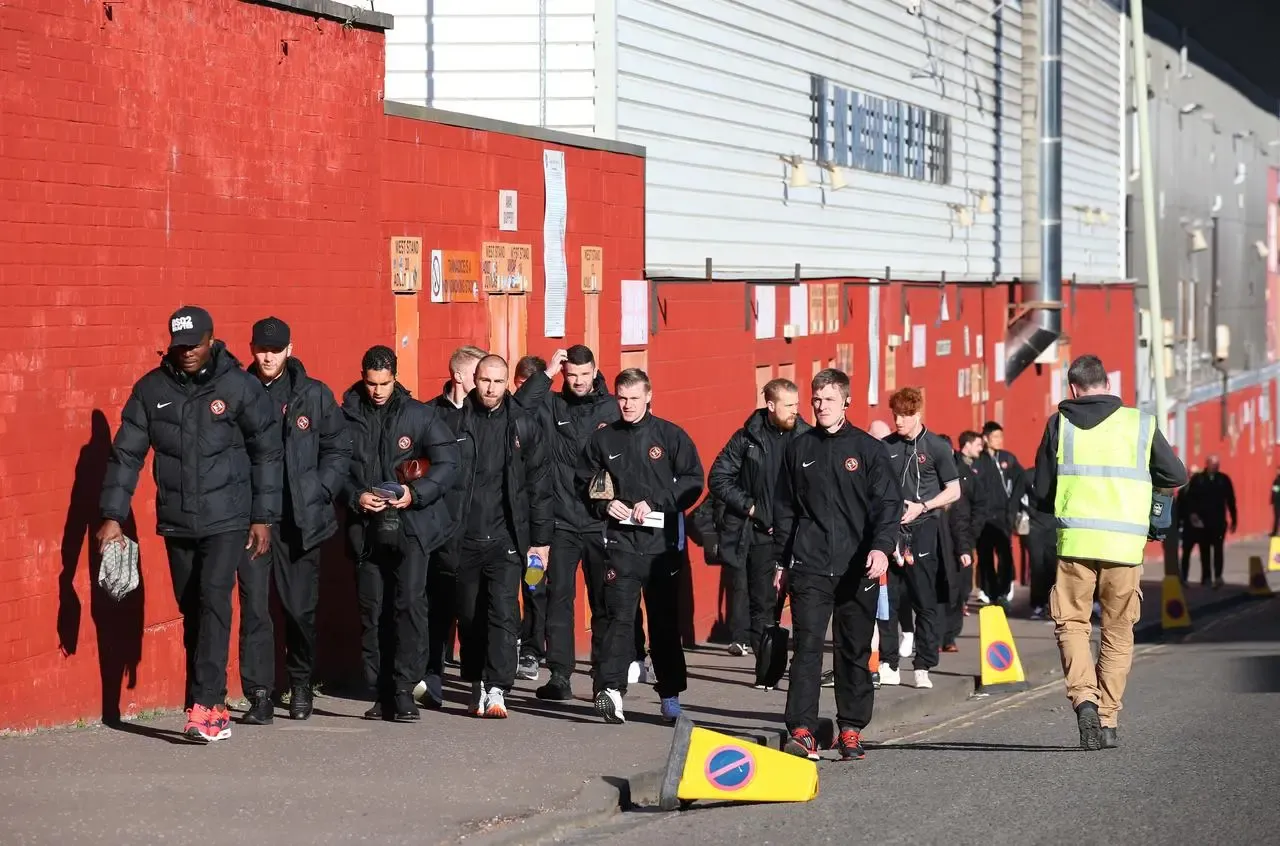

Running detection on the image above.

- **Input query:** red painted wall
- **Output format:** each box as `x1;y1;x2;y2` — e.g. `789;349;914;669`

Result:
1179;384;1277;536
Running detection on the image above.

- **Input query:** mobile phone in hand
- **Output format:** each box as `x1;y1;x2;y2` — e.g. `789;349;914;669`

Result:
372;482;405;501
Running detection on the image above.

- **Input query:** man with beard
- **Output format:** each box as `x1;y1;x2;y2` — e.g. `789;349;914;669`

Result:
342;345;460;722
443;355;551;716
241;317;352;722
575;368;704;724
98;306;283;743
708;378;810;658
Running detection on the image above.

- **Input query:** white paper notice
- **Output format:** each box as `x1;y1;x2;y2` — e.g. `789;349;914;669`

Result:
868;286;881;406
911;324;927;368
1108;369;1122;399
963;326;971;356
789;284;809;336
620;279;649;345
754;285;776;340
958;368;967;398
993;341;1006;384
976;334;984;358
542;150;569;338
1050;369;1063;406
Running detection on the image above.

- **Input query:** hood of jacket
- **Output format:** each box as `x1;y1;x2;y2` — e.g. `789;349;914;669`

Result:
1057;394;1123;430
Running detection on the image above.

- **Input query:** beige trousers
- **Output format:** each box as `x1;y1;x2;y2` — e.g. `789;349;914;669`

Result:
1049;558;1143;728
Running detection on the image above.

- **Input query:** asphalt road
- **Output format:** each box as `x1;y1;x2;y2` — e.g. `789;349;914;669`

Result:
549;597;1280;846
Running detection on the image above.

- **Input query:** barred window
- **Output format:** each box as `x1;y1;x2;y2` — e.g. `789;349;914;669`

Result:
810;74;950;185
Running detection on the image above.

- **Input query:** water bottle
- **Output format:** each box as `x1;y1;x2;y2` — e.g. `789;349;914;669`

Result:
525;552;546;592
875;574;890;621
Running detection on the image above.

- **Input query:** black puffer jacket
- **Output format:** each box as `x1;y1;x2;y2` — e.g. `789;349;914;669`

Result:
340;383;461;557
436;393;553;570
708;409;812;568
533;372;619;533
100;342;283;538
246;357;353;550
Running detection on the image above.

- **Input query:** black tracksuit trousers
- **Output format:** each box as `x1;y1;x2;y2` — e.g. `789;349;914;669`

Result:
785;567;878;734
239;524;322;691
595;548;686;699
1026;526;1057;609
455;537;523;691
165;531;263;709
876;520;942;671
422;551;456;681
356;534;429;697
727;538;777;649
977;524;1016;601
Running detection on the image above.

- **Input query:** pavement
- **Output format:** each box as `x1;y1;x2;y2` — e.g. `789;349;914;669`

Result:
0;539;1271;846
548;562;1280;846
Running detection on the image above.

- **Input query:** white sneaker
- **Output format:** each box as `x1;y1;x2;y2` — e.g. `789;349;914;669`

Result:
469;682;488;717
1006;584;1015;602
976;590;991;605
879;665;901;686
899;632;915;660
627;659;650;685
594;688;625;724
483;686;508;719
914;669;933;689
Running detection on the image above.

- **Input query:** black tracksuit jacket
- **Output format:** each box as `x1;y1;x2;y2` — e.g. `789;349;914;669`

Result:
340;383;461;556
771;421;902;577
439;393;553;563
529;371;620;534
708;409;812;568
100;341;283;538
575;410;704;557
247;357;353;551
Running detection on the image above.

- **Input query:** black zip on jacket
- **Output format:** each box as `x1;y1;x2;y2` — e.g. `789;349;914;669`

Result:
532;371;620;533
340;383;461;556
708;408;812;568
439;392;553;564
575;410;704;557
771;421;902;577
100;341;283;538
246;356;353;551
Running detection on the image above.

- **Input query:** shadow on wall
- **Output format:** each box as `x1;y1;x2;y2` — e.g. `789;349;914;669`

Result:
57;410;145;725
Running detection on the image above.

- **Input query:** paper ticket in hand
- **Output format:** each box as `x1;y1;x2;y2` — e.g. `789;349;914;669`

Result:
618;512;666;528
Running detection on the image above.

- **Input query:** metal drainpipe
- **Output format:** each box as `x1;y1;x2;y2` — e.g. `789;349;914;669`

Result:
1004;0;1063;385
1210;216;1229;438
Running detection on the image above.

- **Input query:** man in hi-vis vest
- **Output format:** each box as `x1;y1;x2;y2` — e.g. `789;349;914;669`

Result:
1032;354;1187;751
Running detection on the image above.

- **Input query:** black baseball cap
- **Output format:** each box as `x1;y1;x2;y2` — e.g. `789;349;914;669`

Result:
168;306;213;348
251;316;291;348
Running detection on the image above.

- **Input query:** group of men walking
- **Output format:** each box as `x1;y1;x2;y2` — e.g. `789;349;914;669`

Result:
98;307;1186;755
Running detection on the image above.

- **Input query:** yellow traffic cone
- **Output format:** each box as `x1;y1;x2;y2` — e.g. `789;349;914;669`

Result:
1269;536;1280;573
974;604;1028;695
1161;574;1191;630
1248;555;1275;597
658;717;819;811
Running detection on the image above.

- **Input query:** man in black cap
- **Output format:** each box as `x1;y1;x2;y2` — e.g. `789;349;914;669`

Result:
98;306;283;743
242;317;352;722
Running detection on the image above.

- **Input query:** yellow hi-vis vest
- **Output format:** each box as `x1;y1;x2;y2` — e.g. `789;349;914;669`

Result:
1053;406;1155;565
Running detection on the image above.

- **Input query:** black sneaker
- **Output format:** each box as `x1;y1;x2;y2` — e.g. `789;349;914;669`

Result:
289;684;313;721
1100;727;1118;749
1076;701;1102;751
535;673;574;701
241;688;274;725
820;669;835;688
515;654;541;681
836;728;865;761
783;728;820;761
363;699;385;720
393;690;420;722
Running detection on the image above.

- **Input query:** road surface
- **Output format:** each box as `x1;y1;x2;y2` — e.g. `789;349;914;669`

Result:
550;597;1280;846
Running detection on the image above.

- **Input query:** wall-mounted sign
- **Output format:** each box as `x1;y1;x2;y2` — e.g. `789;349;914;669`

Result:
499;189;518;231
581;246;603;293
935;339;952;357
443;250;480;302
429;249;444;302
390;236;422;293
482;242;533;293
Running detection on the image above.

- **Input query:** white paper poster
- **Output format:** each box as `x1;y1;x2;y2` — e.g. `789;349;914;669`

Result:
1108;369;1122;400
499;189;518;231
911;325;927;368
993;341;1006;384
754;285;776;340
620;279;649;345
976;334;984;358
963;326;971;356
789;284;809;336
542;150;569;338
1050;368;1063;406
868;287;881;406
957;368;968;398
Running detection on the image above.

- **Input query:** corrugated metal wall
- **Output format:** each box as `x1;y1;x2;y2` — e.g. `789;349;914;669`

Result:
381;0;597;134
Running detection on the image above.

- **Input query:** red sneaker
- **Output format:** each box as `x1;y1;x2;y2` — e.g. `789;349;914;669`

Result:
783;728;820;761
837;728;865;760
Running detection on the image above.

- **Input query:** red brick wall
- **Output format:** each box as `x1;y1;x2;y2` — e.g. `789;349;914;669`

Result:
0;0;389;729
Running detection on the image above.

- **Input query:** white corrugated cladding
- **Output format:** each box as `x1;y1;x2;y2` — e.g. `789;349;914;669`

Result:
381;0;597;135
1060;0;1123;282
614;0;1024;280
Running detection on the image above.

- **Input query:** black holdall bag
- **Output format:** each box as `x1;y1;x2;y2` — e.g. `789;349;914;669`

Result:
755;580;790;689
685;494;730;565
